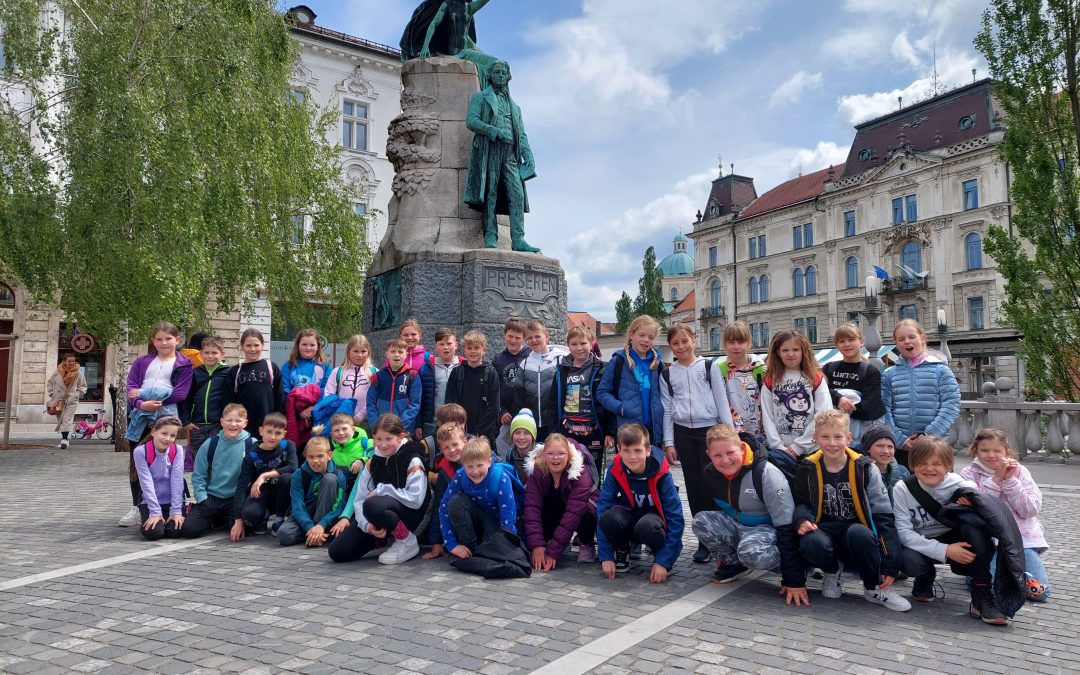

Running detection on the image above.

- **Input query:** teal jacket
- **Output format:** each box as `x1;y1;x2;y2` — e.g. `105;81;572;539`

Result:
289;460;347;531
192;430;251;502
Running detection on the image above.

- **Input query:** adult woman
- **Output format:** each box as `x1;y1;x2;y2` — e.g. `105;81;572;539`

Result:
46;353;87;448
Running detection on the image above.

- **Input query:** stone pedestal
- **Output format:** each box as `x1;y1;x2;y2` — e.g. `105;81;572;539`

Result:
364;57;567;347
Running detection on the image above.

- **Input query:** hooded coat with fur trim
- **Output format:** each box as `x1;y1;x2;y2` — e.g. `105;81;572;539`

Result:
523;444;598;559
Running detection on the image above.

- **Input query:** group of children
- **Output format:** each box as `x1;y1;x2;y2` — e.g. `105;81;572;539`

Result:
122;314;1049;627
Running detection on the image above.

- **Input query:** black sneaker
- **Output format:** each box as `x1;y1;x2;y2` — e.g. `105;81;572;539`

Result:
711;562;749;584
969;583;1009;625
614;549;631;572
693;543;712;564
912;568;939;602
629;543;643;560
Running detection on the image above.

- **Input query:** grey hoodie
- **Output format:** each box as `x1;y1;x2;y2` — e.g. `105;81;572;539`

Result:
891;471;978;561
660;357;734;447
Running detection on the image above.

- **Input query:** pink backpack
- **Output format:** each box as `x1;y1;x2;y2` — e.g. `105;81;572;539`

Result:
145;442;179;467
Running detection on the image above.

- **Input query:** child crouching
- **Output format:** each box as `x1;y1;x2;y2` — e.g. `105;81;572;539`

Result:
439;437;520;558
132;416;186;541
524;433;599;570
278;436;346;547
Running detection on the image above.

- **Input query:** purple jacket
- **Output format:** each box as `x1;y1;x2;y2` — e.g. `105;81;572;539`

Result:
127;352;194;410
523;444;597;559
133;441;186;517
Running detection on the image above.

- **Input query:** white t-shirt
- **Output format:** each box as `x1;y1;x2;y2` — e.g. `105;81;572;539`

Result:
143;356;176;390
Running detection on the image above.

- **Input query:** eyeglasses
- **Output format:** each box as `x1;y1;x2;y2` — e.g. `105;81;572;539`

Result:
543;452;568;459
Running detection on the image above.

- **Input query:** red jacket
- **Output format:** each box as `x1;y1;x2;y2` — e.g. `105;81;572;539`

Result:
285;383;322;446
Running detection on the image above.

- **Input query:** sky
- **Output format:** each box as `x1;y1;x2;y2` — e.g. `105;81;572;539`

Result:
294;0;992;321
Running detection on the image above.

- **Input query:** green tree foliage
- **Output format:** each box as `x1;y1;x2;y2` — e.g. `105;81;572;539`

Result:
614;291;632;334
0;0;369;344
976;0;1080;399
632;245;667;321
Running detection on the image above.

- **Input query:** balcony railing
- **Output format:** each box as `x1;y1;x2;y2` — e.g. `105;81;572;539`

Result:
700;306;726;320
881;277;928;294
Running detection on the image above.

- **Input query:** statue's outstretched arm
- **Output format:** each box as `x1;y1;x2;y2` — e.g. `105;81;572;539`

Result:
469;0;492;14
419;3;448;57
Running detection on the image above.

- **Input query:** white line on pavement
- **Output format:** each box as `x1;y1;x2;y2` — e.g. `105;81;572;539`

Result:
529;571;763;675
0;535;226;592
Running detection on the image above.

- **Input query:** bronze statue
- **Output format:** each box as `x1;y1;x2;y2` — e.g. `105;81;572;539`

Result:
400;0;491;61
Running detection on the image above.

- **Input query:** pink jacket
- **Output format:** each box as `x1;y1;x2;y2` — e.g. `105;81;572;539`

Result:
285;383;323;446
960;459;1047;550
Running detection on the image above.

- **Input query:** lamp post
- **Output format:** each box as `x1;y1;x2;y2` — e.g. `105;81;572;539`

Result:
860;275;885;371
937;308;952;363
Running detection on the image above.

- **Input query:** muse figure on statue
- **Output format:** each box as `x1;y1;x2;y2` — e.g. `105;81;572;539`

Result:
464;61;540;253
400;0;490;60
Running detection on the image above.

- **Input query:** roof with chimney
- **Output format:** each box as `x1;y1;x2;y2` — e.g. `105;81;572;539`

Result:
702;174;758;220
737;164;842;219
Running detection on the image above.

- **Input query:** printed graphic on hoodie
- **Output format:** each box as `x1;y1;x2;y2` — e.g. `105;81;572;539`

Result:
727;367;762;435
773;381;812;438
564;372;590;413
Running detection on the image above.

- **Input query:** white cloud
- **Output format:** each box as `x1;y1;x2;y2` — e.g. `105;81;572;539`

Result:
891;31;922;69
770;71;824;108
821;25;893;66
739;141;851;195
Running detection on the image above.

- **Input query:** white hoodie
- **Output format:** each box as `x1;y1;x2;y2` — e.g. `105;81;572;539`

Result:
660;357;734;447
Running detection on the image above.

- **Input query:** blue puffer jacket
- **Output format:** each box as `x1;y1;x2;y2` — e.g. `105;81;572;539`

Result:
597;349;665;444
881;352;961;448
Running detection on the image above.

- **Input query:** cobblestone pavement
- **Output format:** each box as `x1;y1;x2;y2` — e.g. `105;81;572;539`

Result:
0;446;1076;674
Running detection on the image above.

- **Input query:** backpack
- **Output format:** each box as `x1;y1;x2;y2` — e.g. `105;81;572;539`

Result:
717;358;765;390
144;442;179;467
234;358;274;393
659;358;713;396
203;435;258;485
486;461;526;515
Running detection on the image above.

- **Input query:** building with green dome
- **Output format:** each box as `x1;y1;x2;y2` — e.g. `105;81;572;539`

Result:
659;233;696;314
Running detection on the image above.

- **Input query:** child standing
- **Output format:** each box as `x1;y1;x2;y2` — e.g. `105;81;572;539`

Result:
439;437;520;558
524;433;599;569
181;404;254;538
718;322;767;440
444;330;501;450
554;325;614;477
860;425;909;502
760;330;831;475
517;320;569;443
278;436;346;547
822;324;884;445
597;423;684;584
180;336;230;471
881;319;961;468
230;412;298;541
420;423;467;559
960;428;1049;601
327;414;430;564
661;325;734;563
367;339;422;433
323;334;378;427
426;328;461;434
132;416;186;541
793;410;909;611
226;329;284;437
46;353;86;449
597;315;665;446
493;317;531;436
397;319;436;439
281;328;330;446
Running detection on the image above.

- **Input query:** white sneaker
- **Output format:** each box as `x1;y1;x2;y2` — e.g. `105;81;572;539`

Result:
378;532;419;565
865;586;912;612
821;563;843;599
118;504;141;527
58;440;69;449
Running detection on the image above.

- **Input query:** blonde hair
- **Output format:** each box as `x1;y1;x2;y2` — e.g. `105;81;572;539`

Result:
909;436;954;471
222;403;248;419
343;334;372;368
705;424;741;448
892;319;926;339
461;437;494;465
624;315;661;370
834;322;865;344
723;321;751;344
436;422;466;443
968;427;1016;459
566;325;595;344
525;320;547;334
815;409;851;432
305;436;331;455
765;330;819;384
329;413;354;428
532;433;576;477
461;329;487;349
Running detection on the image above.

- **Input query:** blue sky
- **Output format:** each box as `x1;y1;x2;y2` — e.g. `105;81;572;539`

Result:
295;0;991;321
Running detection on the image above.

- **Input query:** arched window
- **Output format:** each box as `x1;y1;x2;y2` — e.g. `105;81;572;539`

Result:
901;241;922;275
759;275;770;302
805;265;817;295
748;276;759;304
710;327;720;351
709;279;721;309
670;287;678;301
792;268;804;298
965;232;983;270
845;257;859;289
0;283;13;307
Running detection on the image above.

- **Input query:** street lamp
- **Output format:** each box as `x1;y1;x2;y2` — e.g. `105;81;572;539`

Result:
860;275;885;371
937;308;952;362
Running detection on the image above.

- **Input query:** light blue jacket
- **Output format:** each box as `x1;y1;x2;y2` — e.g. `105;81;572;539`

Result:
881;352;960;448
597;349;665;445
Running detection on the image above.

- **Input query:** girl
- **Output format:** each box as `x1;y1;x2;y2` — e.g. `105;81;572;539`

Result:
524;433;599;569
327;414;431;565
660;325;733;564
227;329;285;436
132;416;186;541
120;322;194;528
46;353;87;449
881;319;960;468
597;315;665;445
322;335;378;427
760;330;831;470
960;428;1049;601
281;329;330;434
554;325;615;477
397;319;435;439
822;323;884;444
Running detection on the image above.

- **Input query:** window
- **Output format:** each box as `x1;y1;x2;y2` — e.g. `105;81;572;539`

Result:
290;214;305;244
792;225;802;250
846;311;860;325
749;237;757;260
792;268;804;297
963;179;979;210
708;245;717;267
968;297;985;330
965;232;983;270
760;321;770;347
709;280;721;310
892;197;904;225
670;287;678;302
807;317;818;343
290;89;306;104
0;282;12;307
844;210;856;237
901;241;922;277
59;323;105;402
751;323;761;348
805;265;817;296
759;275;769;302
710;328;720;352
845;257;859;289
899;304;918;322
804;222;814;247
794;318;806;334
748;276;759;304
905;194;918;222
354;202;367;216
342;99;368;151
750;322;771;349
757;234;766;257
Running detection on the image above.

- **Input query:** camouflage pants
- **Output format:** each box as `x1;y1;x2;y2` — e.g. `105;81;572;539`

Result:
692;511;780;572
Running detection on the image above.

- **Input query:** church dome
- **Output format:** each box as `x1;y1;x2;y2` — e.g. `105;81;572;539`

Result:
658;234;694;277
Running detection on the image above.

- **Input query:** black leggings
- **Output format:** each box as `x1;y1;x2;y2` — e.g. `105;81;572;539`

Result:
327;496;425;563
598;508;665;553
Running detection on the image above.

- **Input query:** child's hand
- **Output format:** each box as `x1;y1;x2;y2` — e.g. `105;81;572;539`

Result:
543;555;558;571
604;435;615;449
350;459;363;474
250;476;265;498
664;446;678;465
501;412;513;426
797;520;817;535
946;542;976;564
300;406;313;420
531;546;547;571
139;400;163;412
878;575;896;591
305;524;327;547
128;388;140;399
601;560;616;579
414;428;425;441
649;563;669;584
785;446;797;458
185;423;197;432
838;397;856;413
1003;459;1020;481
450;544;472;559
229;520;246;543
367;524;387;538
421;544;446;560
143;515;164;531
167;514;184;530
780;585;810;606
956;496;972;507
329;518;350;537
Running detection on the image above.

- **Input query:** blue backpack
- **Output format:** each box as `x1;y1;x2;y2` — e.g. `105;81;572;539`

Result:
485;461;526;516
203;435;258;484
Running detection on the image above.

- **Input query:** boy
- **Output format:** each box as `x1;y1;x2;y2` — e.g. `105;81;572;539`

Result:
180;335;231;470
793;410;909;611
719;322;767;439
692;425;807;603
493;317;531;431
330;412;374;491
445;330;500;450
554;325;615;476
516;320;569;443
421;423;467;559
367;338;422;433
439;437;519;558
892;436;1008;624
182;403;255;538
597;423;684;584
425;328;461;435
230;412;298;541
278;436;347;547
506;409;541;484
861;425;909;502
